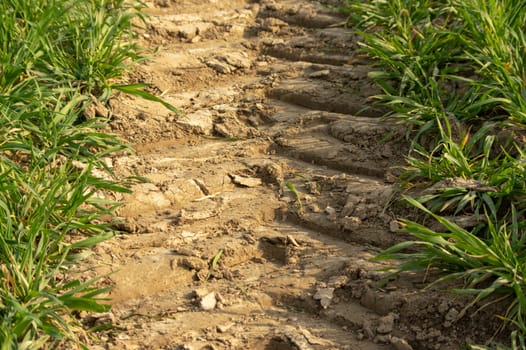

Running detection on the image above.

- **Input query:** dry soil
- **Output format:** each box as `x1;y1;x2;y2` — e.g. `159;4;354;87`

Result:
83;1;504;349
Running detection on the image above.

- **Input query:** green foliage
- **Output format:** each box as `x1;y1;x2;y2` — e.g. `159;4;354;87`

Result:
452;0;526;124
0;0;153;347
339;0;526;220
402;118;526;220
0;0;147;97
376;198;526;346
0;163;114;349
342;0;526;132
337;0;526;346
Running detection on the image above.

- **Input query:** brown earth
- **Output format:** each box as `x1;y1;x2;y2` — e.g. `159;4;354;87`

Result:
82;0;505;349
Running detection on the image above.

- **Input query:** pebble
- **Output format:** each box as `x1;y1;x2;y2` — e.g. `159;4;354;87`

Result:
342;215;362;230
362;319;375;339
206;58;232;74
217;322;234;333
313;287;334;309
391;336;413;350
200;292;217;311
176;110;214;135
309;203;321;213
229;174;262;187
376;313;395;334
374;334;391;343
324;206;336;215
389;220;401;232
308;69;330;78
444;307;459;322
220;52;251;69
178;256;207;271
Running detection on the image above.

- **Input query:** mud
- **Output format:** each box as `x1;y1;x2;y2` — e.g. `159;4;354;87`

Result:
84;0;505;349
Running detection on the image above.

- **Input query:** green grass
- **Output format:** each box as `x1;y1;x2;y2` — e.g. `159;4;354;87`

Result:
0;162;116;349
333;0;526;347
0;0;161;347
0;0;146;96
375;198;526;333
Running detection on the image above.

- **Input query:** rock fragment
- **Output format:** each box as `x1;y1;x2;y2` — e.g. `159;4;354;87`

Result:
313;287;334;309
308;69;330;78
176;110;214;135
199;292;217;311
178;257;207;271
229;174;262;187
220;52;251;69
206;58;232;74
217;322;234;333
205;52;251;74
376;313;395;334
391;336;413;350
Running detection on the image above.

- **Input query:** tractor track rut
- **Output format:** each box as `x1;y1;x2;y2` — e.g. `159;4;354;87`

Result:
83;1;502;349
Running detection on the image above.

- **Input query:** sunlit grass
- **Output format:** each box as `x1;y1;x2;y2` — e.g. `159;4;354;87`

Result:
335;0;526;347
0;0;150;347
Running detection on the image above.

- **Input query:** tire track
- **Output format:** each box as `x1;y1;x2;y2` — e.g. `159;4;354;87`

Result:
85;1;501;349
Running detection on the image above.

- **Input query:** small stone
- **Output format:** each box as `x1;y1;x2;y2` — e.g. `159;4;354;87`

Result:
200;292;217;311
374;334;391;343
313;287;334;309
229;174;262;188
174;247;198;256
437;300;449;314
391;336;413;350
308;69;330;78
328;275;349;288
444;308;459;322
219;52;251;69
286;255;298;265
206;58;231;74
376;313;395;334
309;203;321;213
324;206;336;215
217;323;234;333
178;257;207;271
342;216;362;230
82;97;109;119
362;320;375;339
176;110;214;135
181;231;197;238
117;333;130;340
389;220;401;232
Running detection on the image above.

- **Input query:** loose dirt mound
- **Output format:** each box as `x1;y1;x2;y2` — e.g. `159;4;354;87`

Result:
86;0;503;349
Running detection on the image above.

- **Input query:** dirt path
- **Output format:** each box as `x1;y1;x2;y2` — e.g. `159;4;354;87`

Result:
85;1;500;349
